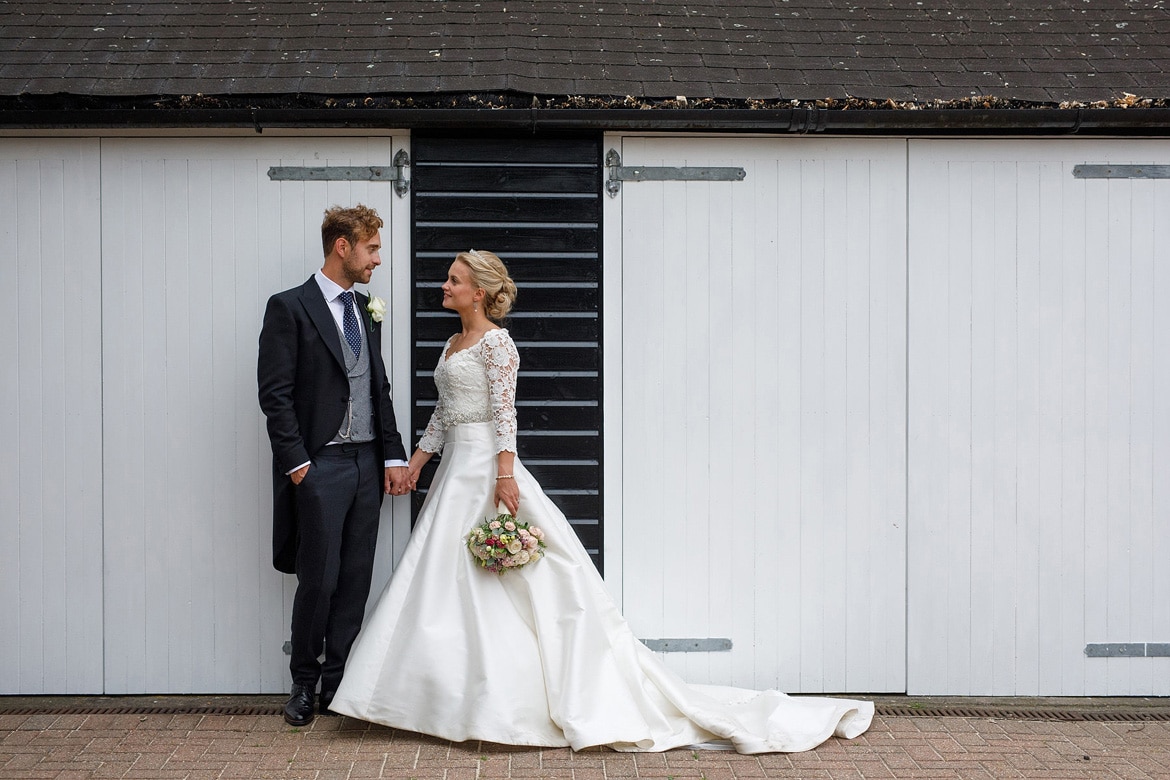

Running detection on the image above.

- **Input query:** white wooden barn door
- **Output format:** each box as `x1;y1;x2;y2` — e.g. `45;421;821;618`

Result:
100;137;411;693
608;136;908;693
0;140;104;693
908;139;1170;696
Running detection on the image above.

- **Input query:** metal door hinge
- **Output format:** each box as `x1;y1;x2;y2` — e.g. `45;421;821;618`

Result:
1073;164;1170;179
1085;642;1170;657
605;149;746;197
268;149;412;197
641;637;733;653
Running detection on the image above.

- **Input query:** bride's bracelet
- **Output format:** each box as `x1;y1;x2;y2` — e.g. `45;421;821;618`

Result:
496;474;514;480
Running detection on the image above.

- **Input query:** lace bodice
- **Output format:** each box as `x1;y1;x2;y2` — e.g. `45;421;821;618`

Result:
418;328;519;454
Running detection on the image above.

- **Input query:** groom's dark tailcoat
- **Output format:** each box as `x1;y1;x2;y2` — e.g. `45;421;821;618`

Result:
257;276;407;574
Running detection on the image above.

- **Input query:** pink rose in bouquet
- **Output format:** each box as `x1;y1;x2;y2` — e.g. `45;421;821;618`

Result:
466;510;547;574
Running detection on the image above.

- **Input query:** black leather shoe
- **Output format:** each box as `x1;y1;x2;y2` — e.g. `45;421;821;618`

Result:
283;683;315;726
318;689;338;716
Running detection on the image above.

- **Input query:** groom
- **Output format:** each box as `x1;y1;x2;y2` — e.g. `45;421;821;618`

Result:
258;204;410;726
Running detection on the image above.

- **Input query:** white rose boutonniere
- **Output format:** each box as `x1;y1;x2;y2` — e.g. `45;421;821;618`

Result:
366;294;386;324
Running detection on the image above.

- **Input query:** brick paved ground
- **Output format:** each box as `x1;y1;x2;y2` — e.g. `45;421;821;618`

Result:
3;702;1169;780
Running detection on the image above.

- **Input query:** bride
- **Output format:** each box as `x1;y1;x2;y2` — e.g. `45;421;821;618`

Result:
328;250;874;753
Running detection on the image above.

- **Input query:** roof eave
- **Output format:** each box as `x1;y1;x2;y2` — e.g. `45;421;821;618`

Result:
3;106;1170;135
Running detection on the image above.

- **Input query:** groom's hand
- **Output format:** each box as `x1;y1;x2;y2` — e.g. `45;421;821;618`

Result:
385;466;411;496
290;464;310;485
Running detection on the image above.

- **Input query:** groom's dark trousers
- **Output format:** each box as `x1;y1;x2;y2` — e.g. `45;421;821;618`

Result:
258;276;407;693
288;440;382;687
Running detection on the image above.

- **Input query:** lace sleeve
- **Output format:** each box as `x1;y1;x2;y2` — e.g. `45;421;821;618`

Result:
417;337;452;453
483;329;519;454
417;403;447;453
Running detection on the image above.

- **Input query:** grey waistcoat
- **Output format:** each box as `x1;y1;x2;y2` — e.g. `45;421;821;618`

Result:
331;317;375;444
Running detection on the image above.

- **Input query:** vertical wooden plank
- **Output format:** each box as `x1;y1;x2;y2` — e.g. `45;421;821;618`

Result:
959;158;978;694
36;159;68;688
72;144;105;693
819;157;850;692
1152;178;1170;695
705;166;737;687
211;156;244;690
0;141;103;694
1081;171;1111;696
773;153;805;692
59;145;104;694
659;170;701;681
101;151;142;693
907;144;953;692
670;174;706;682
186;158;217;690
142;155;171;691
840;151;909;693
1058;163;1088;695
947;160;977;694
620;137;667;646
15;158;46;690
0;157;18;691
1013;161;1042;694
1104;177;1134;695
797;156;828;692
234;154;267;690
253;151;294;694
869;149;908;692
650;164;681;672
988;160;1020;695
165;157;195;691
734;156;775;688
1127;177;1155;696
842;158;873;691
1036;160;1069;695
53;143;105;693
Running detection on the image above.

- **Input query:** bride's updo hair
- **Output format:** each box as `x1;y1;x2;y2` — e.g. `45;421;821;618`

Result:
456;249;517;323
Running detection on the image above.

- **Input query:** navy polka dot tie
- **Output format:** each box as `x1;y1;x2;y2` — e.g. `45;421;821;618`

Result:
339;291;361;357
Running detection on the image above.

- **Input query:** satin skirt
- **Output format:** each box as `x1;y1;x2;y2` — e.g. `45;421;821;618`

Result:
330;422;874;753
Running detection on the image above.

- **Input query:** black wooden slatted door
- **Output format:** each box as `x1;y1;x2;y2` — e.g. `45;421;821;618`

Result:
410;133;604;572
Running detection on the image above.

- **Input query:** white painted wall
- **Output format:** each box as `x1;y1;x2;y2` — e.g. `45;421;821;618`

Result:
0;140;104;693
907;139;1170;695
610;136;908;694
4;132;1169;697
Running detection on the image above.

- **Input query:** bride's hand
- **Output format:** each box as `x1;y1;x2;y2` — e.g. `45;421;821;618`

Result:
407;448;432;492
495;476;520;516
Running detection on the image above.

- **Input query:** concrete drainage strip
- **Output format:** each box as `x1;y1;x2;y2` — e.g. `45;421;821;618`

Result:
2;702;1169;722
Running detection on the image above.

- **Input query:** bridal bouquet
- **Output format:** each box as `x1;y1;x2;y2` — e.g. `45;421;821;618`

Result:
466;509;547;574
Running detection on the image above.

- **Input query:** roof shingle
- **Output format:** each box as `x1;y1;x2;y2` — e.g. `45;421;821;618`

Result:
1;0;1168;110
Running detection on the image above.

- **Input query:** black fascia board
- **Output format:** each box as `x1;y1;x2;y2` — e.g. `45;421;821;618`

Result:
2;105;1170;136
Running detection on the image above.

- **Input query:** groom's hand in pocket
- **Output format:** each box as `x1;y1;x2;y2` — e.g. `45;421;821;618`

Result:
290;464;310;485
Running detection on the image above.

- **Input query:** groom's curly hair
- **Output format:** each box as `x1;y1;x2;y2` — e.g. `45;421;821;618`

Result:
321;204;383;257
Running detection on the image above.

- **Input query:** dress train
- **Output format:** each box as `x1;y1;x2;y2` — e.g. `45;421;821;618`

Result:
329;422;874;753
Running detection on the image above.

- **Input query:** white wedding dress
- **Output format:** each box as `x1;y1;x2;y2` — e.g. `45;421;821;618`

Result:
330;328;873;753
